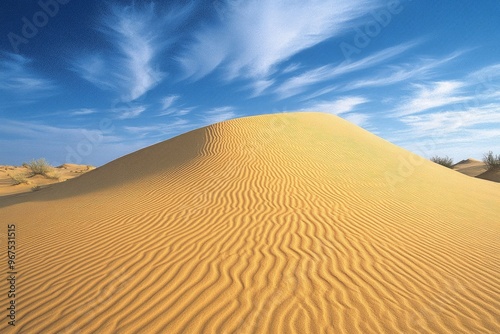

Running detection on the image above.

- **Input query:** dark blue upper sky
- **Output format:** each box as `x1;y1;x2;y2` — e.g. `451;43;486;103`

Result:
1;0;499;166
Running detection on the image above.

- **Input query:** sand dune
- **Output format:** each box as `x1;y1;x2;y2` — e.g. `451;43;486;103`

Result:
477;168;500;183
452;158;488;177
452;158;499;183
0;112;498;333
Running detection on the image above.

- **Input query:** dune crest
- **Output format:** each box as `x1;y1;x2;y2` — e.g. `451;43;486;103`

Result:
0;112;499;333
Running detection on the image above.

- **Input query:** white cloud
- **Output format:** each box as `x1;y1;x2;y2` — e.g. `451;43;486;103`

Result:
394;81;472;116
386;125;500;162
301;85;339;101
275;41;417;98
281;63;301;74
161;95;180;110
343;113;370;127
156;95;195;117
116;106;147;120
341;52;462;91
381;63;500;159
157;108;194;117
305;96;368;114
468;63;500;82
0;52;56;97
203;106;238;124
400;104;500;133
250;79;275;97
179;0;382;82
124;118;191;137
466;63;500;99
72;3;194;101
70;108;98;116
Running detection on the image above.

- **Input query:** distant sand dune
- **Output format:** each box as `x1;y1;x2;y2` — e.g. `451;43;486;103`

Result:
0;112;498;333
453;158;499;183
452;158;488;177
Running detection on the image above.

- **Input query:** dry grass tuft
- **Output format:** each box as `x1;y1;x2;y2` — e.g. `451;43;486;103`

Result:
9;173;30;185
26;158;53;176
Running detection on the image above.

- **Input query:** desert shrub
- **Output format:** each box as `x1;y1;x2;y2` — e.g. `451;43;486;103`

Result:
430;156;454;168
26;158;53;176
45;170;62;180
483;151;500;170
9;173;29;185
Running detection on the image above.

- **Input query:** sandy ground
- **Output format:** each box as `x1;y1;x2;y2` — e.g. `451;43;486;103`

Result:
452;158;487;176
453;158;499;183
0;163;95;196
0;112;498;333
476;168;500;183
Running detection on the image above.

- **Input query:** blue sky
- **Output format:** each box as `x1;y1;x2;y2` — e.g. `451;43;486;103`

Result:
1;0;499;166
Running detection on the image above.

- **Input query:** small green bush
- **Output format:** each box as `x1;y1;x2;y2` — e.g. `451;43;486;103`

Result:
483;151;500;170
26;158;53;176
430;156;454;168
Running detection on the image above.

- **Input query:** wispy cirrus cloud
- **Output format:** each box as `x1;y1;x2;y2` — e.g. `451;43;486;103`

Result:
394;81;472;116
158;107;194;117
386;103;500;160
124;118;192;138
281;63;301;74
275;41;418;98
70;108;99;116
0;52;56;99
179;0;382;84
340;51;463;91
156;94;195;117
305;96;368;114
161;95;180;110
400;103;500;134
381;62;500;159
301;85;339;101
343;113;370;127
72;3;194;102
302;96;370;127
116;106;147;120
466;63;500;99
203;106;238;124
468;63;500;82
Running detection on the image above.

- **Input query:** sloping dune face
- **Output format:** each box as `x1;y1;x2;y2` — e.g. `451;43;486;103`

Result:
0;112;499;333
477;168;500;183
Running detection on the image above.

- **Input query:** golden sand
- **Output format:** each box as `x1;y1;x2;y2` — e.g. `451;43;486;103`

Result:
0;112;498;333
